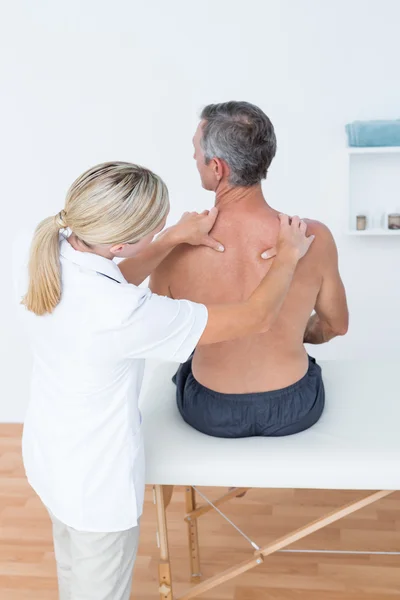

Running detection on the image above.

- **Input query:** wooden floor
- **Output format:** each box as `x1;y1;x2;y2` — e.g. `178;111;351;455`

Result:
1;424;399;599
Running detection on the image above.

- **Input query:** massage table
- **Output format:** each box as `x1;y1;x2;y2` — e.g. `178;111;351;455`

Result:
139;360;399;599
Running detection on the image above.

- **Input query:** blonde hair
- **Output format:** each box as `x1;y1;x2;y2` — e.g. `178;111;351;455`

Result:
22;162;170;316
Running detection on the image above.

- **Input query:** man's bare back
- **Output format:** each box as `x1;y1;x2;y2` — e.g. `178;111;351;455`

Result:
151;100;347;400
151;200;348;394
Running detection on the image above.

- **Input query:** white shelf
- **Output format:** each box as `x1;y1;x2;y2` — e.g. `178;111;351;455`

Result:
348;229;400;236
348;147;400;155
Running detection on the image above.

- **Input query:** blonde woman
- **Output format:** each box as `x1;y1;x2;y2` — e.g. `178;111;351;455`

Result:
14;162;314;600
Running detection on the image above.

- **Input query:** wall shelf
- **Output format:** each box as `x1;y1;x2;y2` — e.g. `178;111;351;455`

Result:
348;147;400;155
347;148;400;234
348;229;400;236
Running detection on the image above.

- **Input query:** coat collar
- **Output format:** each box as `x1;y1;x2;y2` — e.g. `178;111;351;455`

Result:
59;234;127;284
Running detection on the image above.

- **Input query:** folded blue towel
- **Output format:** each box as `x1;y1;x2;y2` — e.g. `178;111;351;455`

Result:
346;120;400;147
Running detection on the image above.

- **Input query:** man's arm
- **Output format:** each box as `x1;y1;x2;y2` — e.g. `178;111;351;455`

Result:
304;225;349;344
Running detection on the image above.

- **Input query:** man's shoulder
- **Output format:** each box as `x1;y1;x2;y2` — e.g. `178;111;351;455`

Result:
303;218;332;235
303;219;336;246
302;219;338;268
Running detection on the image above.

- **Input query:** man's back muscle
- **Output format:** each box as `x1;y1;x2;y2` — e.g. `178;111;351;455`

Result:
151;208;334;393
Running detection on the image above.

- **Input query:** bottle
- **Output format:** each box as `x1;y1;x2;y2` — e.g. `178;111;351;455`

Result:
356;215;367;231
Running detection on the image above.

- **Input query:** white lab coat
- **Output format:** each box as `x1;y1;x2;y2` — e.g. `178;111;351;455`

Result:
13;233;207;532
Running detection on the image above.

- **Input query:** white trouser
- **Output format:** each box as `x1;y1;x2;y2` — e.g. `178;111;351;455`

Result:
49;511;140;600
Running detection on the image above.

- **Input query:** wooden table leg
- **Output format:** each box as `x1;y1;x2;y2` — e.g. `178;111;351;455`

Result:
155;485;173;600
163;485;174;509
185;486;201;582
177;490;394;600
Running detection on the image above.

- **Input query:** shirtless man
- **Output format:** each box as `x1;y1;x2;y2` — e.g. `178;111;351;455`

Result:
150;101;349;438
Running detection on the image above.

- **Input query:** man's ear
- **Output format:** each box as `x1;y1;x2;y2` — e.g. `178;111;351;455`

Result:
212;157;229;181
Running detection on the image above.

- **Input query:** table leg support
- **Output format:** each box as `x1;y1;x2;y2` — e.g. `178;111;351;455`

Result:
185;486;201;582
155;485;173;600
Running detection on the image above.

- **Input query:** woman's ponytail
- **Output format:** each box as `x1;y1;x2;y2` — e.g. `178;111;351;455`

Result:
22;213;66;316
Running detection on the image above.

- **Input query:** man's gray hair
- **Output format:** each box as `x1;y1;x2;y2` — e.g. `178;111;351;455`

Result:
200;101;277;187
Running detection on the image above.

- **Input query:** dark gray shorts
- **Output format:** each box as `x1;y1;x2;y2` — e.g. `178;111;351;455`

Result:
173;356;325;438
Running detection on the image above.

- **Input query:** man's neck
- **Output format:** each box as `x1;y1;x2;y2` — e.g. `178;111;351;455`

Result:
214;182;271;213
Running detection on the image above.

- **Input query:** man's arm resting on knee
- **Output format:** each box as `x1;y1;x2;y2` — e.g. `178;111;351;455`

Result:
304;226;349;345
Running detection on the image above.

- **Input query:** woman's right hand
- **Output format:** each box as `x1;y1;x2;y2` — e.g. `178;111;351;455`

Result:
276;214;315;261
168;208;224;252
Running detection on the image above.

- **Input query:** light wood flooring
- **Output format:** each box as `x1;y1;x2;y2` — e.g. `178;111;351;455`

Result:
1;424;399;599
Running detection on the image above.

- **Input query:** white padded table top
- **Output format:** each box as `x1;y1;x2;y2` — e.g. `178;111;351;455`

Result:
140;360;400;491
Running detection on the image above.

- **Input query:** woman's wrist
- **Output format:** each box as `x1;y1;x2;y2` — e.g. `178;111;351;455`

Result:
275;245;301;267
160;225;185;248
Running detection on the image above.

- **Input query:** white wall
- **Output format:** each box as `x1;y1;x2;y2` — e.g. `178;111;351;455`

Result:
2;0;400;421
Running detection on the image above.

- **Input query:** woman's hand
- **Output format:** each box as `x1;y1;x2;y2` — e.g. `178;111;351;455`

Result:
169;207;225;252
260;215;314;261
277;214;315;260
119;207;224;286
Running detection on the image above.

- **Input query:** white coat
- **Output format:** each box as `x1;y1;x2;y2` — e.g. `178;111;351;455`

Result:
13;233;207;532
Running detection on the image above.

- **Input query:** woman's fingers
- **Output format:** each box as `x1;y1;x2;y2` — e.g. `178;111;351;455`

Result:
291;215;301;229
306;234;316;248
199;207;223;251
276;213;315;260
278;213;290;227
203;206;219;230
175;206;224;251
202;236;225;252
261;247;277;260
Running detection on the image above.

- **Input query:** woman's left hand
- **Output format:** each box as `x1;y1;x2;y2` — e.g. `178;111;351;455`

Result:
171;207;225;252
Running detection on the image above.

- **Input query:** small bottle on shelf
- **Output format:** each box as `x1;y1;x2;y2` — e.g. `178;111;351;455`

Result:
356;214;367;231
388;213;400;230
